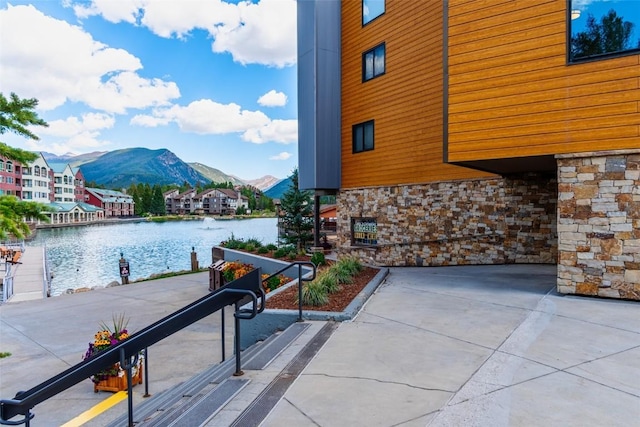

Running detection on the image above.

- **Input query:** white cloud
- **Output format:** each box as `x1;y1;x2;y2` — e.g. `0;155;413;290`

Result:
269;152;291;161
0;4;180;113
68;0;297;67
72;0;144;23
131;99;297;144
42;113;115;138
241;119;297;144
258;90;287;107
28;112;116;154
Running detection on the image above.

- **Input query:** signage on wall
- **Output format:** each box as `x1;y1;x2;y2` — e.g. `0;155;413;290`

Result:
352;218;378;246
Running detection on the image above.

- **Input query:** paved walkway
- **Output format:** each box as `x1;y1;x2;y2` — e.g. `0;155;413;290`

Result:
5;246;47;303
1;265;639;426
260;265;640;427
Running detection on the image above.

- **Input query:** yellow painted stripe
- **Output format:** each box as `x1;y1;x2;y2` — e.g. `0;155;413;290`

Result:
61;391;128;427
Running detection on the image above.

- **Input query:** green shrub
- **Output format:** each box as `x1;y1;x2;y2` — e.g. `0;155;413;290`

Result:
223;233;244;249
266;243;278;251
273;248;288;258
245;244;255;252
257;246;269;254
246;238;263;248
317;270;340;293
287;252;298;261
330;265;354;285
310;251;326;267
300;281;329;306
223;269;236;283
336;256;363;276
265;275;281;292
236;242;247;250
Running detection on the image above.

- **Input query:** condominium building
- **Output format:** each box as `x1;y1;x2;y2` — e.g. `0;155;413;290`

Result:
0;152;107;226
297;0;640;300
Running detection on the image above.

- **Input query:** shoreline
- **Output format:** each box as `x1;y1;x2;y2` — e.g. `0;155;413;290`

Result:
29;214;277;237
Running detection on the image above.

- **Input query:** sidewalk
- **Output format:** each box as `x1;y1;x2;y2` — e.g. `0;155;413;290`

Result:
1;265;639;426
6;246;47;303
260;265;640;426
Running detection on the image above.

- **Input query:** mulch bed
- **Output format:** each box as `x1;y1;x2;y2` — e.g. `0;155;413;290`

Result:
223;248;381;312
265;266;379;312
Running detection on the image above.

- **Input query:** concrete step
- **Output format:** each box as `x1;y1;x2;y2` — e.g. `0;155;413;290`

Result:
108;322;315;427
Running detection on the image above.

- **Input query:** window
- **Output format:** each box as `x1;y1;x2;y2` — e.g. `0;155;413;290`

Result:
34;166;40;176
569;0;640;61
362;0;384;26
6;161;13;173
0;160;4;171
353;120;375;153
363;43;385;81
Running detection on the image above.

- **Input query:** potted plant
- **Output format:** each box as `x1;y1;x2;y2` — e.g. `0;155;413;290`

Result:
83;314;143;393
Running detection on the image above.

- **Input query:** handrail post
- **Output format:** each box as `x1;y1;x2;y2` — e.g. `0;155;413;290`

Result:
143;348;150;398
119;348;138;427
233;302;243;376
298;263;303;322
221;307;225;362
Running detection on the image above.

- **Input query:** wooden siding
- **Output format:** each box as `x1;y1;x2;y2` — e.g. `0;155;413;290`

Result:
447;0;640;163
341;0;491;189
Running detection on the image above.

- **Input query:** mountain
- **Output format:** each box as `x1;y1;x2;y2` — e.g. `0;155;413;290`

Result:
188;162;244;186
264;177;292;200
245;175;280;191
80;148;207;188
42;151;106;168
40;147;284;193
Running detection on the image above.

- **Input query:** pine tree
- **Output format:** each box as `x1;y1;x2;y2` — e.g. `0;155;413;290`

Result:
279;168;314;251
151;185;165;215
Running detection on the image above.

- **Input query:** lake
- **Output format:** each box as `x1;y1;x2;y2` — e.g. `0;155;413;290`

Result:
26;217;278;296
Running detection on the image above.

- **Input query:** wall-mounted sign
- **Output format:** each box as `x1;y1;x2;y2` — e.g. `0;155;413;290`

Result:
351;217;378;246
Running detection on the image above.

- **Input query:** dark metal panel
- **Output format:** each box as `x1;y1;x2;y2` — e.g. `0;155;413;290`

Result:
297;0;341;191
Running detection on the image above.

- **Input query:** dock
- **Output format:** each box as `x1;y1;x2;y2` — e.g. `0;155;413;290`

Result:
2;245;49;303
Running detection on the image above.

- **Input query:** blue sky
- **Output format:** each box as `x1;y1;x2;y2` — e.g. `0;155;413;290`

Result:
0;0;297;180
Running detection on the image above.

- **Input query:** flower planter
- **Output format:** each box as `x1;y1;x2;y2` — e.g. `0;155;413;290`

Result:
94;362;143;393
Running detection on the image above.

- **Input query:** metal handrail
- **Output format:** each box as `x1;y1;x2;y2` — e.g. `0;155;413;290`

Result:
0;268;265;426
261;261;317;321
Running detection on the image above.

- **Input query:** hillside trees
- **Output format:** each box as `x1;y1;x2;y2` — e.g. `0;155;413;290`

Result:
127;183;165;216
278;168;313;251
0;92;51;239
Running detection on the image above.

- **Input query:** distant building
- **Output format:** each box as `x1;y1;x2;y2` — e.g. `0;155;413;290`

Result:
163;187;249;216
85;188;134;217
0;155;23;197
51;163;76;203
21;153;54;204
73;168;86;203
1;153;105;226
44;202;105;225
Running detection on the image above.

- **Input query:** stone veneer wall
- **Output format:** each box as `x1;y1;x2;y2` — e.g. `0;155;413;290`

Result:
557;150;640;301
336;174;557;267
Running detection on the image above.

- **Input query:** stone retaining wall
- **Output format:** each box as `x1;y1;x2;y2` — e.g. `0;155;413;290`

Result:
336;174;557;267
557;150;640;300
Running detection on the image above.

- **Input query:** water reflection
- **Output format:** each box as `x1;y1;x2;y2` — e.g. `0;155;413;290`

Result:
26;217;277;296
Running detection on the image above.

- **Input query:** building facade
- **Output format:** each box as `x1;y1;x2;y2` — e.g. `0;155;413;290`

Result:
298;0;640;300
0;153;106;226
85;188;134;217
164;188;249;216
52;164;76;203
